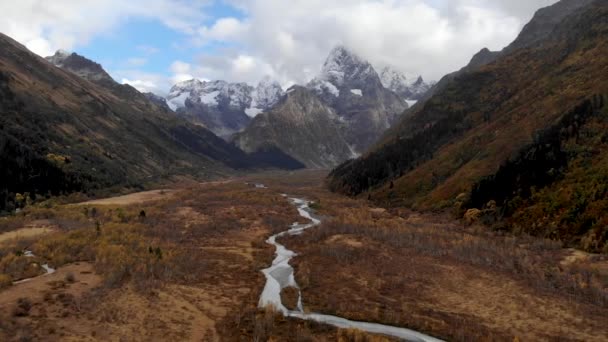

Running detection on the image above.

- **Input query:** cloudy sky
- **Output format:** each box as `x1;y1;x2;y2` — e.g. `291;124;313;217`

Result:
1;0;558;94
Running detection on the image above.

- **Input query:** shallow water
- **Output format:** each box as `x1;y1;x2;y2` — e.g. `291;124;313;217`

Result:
12;250;56;285
258;194;443;342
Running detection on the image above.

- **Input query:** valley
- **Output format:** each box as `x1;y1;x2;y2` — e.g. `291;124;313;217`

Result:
1;171;606;341
1;0;608;340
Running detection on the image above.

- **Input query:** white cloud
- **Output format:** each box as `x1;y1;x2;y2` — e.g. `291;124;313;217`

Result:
121;78;158;93
197;0;559;84
169;60;196;84
114;69;171;94
0;0;210;56
3;0;560;91
196;17;249;44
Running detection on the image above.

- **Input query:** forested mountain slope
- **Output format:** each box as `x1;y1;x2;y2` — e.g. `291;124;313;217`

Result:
0;33;297;213
328;0;608;252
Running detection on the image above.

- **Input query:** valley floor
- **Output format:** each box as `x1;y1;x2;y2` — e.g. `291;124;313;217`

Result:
0;171;606;341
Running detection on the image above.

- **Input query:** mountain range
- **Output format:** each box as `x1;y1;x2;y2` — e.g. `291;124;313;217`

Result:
232;46;413;168
328;0;608;252
165;77;284;138
154;46;425;168
2;33;426;210
0;34;302;212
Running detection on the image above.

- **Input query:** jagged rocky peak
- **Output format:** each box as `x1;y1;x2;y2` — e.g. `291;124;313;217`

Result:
320;45;376;85
308;45;382;98
45;50;114;83
379;66;433;102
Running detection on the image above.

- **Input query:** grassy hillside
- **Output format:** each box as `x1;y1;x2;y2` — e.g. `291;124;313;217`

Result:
328;0;608;251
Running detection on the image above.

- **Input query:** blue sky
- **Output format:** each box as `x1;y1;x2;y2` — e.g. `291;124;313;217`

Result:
2;0;558;94
75;2;246;92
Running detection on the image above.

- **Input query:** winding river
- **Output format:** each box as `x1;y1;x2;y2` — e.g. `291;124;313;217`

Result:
258;195;443;342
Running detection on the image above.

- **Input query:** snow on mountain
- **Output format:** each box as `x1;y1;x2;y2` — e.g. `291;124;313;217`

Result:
247;77;284;117
252;77;284;109
165;77;284;137
304;45;407;153
167;77;284;117
379;66;433;101
166;79;253;110
307;46;381;100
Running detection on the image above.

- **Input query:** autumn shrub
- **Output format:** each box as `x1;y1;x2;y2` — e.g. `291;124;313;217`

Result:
0;273;12;289
290;217;607;308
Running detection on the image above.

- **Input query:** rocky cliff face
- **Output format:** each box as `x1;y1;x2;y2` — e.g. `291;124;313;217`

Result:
46;50;115;85
233;86;355;168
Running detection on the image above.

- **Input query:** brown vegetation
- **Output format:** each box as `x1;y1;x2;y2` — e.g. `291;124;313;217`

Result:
276;172;608;341
2;170;606;340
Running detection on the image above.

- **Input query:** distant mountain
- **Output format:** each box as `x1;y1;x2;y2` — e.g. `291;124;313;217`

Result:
0;36;300;213
328;0;608;252
166;77;284;138
306;46;408;152
235;46;411;168
233;86;355;168
379;66;433;104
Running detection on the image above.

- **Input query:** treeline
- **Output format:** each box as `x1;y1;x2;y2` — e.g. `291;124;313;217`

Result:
0;71;97;213
469;95;605;212
467;95;608;252
0;132;86;213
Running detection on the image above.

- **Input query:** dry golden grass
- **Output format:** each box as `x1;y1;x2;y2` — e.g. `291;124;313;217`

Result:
1;170;605;341
0;179;310;341
74;189;177;206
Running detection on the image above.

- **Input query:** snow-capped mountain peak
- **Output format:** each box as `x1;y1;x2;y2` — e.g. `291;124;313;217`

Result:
319;45;377;86
308;45;381;99
166;79;254;112
379;66;433;102
164;76;285;136
250;76;284;112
